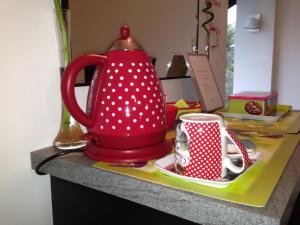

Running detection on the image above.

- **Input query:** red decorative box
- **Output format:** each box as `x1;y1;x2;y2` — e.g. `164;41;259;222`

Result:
228;91;278;116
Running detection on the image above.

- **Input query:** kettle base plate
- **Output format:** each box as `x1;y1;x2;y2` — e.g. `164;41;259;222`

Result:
84;140;172;163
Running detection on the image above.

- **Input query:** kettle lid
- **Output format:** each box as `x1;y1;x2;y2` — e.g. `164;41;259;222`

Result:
107;26;143;51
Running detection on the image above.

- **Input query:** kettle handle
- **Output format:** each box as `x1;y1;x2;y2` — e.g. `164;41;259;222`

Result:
61;54;107;128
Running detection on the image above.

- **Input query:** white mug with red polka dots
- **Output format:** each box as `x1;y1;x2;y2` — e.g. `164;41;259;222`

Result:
175;113;249;180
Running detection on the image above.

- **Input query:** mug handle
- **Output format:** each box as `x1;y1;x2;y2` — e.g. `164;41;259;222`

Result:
222;128;250;174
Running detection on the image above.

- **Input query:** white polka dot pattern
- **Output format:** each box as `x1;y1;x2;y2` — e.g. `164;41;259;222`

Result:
95;52;167;136
182;122;222;180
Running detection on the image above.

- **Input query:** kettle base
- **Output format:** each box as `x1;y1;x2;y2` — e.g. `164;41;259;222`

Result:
84;140;172;163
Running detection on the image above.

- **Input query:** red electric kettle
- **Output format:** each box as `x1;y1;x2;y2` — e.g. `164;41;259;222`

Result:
61;26;172;163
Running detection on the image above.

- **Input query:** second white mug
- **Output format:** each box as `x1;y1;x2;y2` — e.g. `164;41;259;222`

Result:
175;113;249;180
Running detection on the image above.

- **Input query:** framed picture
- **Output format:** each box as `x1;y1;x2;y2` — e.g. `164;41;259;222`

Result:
188;54;224;112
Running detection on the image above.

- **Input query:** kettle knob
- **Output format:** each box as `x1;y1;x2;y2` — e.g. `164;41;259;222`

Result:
120;25;130;39
108;25;142;50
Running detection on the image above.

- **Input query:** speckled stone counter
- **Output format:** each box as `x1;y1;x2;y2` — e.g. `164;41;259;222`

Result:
31;143;300;225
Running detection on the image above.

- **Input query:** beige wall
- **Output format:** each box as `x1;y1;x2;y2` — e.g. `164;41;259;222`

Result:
208;0;228;99
69;0;227;98
0;0;57;224
70;0;197;78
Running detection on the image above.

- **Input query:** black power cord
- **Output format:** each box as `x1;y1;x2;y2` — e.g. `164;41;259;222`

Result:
35;149;84;175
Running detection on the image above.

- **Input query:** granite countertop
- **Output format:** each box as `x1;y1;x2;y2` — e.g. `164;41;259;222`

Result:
31;143;300;225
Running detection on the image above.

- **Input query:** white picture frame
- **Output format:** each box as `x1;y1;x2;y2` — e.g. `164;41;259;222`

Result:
188;54;224;112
